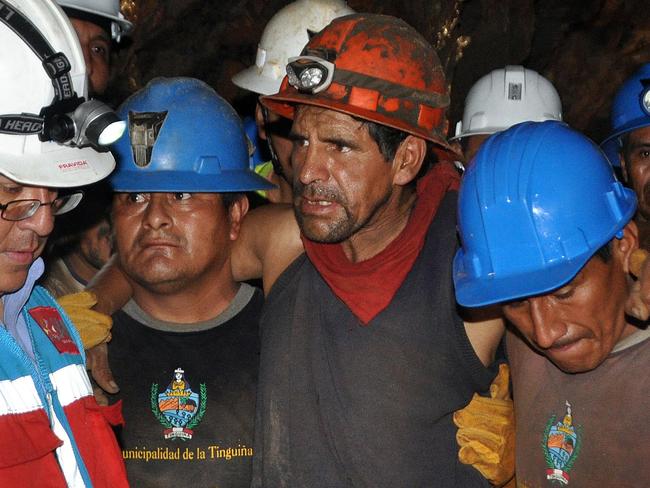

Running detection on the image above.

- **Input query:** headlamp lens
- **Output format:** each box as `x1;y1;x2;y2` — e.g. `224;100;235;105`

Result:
72;99;126;148
300;67;325;89
38;98;124;149
286;56;335;94
98;120;127;146
642;88;650;115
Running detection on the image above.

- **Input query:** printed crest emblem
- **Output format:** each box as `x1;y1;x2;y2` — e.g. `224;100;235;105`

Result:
129;111;167;167
151;368;207;440
542;401;582;485
29;306;79;355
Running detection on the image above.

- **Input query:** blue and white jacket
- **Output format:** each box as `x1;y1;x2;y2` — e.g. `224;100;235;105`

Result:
0;259;128;487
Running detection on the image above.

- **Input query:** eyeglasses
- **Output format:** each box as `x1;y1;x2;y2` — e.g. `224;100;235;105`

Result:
0;191;84;221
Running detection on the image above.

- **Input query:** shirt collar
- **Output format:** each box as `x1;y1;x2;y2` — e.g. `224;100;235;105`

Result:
3;258;45;329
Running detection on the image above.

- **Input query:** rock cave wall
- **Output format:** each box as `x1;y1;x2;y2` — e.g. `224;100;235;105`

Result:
110;0;650;142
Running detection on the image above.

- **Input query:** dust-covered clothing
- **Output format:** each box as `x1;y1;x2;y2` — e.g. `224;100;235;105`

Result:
252;193;496;487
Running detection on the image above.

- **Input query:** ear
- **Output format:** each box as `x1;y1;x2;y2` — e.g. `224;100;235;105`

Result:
228;195;250;241
619;150;629;181
255;102;267;141
391;135;427;186
614;220;639;274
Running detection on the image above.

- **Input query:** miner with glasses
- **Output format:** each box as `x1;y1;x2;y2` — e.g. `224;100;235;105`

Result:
0;0;127;484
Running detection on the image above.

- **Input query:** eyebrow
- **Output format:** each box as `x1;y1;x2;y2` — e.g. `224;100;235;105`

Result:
288;130;306;142
627;140;650;150
91;32;111;43
287;131;360;150
322;136;360;150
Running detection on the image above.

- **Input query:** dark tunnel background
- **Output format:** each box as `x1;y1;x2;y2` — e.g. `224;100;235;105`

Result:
109;0;650;143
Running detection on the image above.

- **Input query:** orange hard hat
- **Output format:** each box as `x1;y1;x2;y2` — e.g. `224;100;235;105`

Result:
261;13;456;159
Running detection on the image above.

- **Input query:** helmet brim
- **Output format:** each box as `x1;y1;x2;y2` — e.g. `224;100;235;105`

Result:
110;169;275;193
57;2;133;34
262;92;459;160
601;116;650;167
0;146;115;188
453;206;636;308
449;128;499;141
231;67;281;97
453;249;588;308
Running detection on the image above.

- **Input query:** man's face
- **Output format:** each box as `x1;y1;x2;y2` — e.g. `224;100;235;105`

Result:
621;125;650;220
289;106;395;243
502;248;630;373
78;218;113;270
112;192;244;294
69;18;111;96
0;176;56;293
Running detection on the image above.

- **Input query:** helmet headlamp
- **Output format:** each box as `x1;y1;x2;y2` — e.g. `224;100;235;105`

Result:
286;56;335;94
640;84;650;116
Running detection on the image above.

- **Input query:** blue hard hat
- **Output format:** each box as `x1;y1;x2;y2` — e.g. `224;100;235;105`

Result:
601;63;650;167
110;77;274;192
454;121;637;308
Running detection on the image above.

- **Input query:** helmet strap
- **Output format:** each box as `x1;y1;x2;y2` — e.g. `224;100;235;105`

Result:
0;0;80;137
260;104;288;182
61;7;111;38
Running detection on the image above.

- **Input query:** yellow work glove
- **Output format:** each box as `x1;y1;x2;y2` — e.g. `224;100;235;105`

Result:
453;363;515;487
57;291;113;349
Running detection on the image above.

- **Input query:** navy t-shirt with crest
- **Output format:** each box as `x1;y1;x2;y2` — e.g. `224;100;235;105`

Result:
108;284;262;488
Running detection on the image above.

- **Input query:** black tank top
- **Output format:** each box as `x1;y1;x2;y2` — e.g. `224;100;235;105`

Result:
252;192;496;487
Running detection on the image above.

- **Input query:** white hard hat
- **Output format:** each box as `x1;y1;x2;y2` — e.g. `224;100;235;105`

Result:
0;0;117;187
56;0;133;41
232;0;354;96
451;65;562;140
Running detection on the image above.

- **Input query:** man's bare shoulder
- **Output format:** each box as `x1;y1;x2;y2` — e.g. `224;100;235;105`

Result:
462;305;505;367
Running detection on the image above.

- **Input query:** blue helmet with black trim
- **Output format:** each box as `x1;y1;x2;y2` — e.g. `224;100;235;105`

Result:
110;77;274;193
601;63;650;167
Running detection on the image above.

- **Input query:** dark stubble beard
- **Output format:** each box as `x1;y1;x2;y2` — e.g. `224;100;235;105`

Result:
293;180;391;244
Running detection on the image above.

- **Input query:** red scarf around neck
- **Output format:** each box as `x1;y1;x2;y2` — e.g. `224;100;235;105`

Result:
302;162;460;325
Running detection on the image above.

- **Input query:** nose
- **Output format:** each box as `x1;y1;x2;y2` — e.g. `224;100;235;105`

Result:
17;189;55;238
142;194;172;230
80;41;93;77
528;297;568;349
296;143;329;186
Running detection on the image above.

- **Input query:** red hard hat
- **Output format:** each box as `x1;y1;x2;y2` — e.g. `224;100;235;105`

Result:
261;13;456;159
